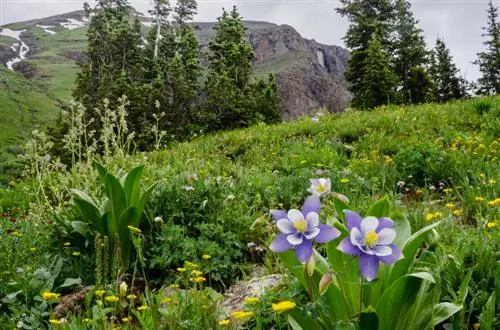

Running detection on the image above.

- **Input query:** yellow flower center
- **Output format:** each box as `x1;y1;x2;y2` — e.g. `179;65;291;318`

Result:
365;231;379;247
316;183;326;192
294;219;308;233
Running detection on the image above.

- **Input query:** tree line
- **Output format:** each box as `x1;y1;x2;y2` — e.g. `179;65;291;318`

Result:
336;0;500;110
64;0;280;151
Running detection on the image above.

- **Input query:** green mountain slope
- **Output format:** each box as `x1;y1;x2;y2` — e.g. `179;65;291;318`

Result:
0;66;62;148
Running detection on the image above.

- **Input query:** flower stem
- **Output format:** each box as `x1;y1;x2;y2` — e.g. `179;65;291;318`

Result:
359;277;364;320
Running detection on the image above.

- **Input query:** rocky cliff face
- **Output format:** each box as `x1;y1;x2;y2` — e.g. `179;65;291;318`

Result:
0;11;350;119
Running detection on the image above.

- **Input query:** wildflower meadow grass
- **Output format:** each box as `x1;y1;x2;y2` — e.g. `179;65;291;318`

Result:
0;96;498;329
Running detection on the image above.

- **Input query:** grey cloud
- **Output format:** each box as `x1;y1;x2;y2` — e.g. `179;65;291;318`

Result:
1;0;497;80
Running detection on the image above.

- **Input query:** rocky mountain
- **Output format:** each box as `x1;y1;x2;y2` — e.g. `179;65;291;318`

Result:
0;10;350;131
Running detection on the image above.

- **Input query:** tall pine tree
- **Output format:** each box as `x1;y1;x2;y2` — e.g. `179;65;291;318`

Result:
429;38;463;102
474;0;500;95
391;0;433;104
336;0;399;109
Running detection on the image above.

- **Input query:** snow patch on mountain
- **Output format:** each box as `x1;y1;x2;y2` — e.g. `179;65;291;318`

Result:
37;25;57;35
0;28;30;70
60;18;86;30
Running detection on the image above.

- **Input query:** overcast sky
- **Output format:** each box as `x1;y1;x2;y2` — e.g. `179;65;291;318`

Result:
1;0;498;80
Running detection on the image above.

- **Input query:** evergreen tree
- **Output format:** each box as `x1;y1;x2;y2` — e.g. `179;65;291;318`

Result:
204;6;280;129
336;0;398;109
474;0;500;95
356;35;399;109
174;0;198;26
429;38;463;102
391;0;433;104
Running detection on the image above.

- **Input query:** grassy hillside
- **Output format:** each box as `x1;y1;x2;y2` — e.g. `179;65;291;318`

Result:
0;97;499;328
0;66;62;147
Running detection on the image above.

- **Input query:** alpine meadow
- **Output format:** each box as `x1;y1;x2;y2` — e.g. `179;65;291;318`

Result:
0;0;499;329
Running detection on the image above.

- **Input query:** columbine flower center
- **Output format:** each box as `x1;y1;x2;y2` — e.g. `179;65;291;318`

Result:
365;231;379;247
294;219;308;233
316;184;326;192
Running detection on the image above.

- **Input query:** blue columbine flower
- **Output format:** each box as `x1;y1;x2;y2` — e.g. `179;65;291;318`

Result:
269;195;341;263
338;210;403;281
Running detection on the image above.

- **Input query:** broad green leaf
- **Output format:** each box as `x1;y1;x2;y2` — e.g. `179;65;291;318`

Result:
359;309;379;330
59;277;82;288
71;196;103;233
432;302;462;327
105;173;126;236
389;221;442;284
123;165;145;207
393;216;411;248
334;198;351;221
118;206;139;270
287;308;316;330
376;272;435;330
479;293;495;330
366;196;391;218
136;180;165;225
93;162;109;191
70;221;90;236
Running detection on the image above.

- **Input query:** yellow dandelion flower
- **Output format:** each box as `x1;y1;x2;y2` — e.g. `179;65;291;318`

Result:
415;189;424;196
475;196;485;202
244;297;260;304
72;251;81;256
202;254;211;260
63;242;70;247
83;318;91;323
42;291;61;301
383;155;394;164
49;319;60;325
488;179;496;184
169;284;180;289
453;209;463;216
105;295;119;302
487;198;500;207
191;270;203;277
486;222;496;229
177;267;187;273
137;305;148;311
95;290;106;296
446;203;455;210
219;319;230;326
425;213;435;222
272;301;297;313
127;225;142;234
29;248;37;253
190;276;207;283
161;297;172;304
443;188;453;194
127;294;137;300
231;311;254;320
340;178;350;184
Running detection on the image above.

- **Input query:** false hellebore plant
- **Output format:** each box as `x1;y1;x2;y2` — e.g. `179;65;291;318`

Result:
268;178;463;330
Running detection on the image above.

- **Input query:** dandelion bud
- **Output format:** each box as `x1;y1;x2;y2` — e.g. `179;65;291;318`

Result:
305;256;316;277
319;271;333;296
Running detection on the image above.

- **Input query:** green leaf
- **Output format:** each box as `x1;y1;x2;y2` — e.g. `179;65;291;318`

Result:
287;308;316;330
334;198;351;221
104;173;126;237
70;221;90;236
359;309;379;330
479;293;495;330
136;180;165;226
432;302;462;327
389;221;442;285
117;206;139;270
71;195;103;233
366;196;391;218
59;277;82;288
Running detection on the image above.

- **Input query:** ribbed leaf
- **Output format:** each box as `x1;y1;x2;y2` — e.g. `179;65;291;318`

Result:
123;165;144;207
389;221;442;284
366;196;391;218
93;162;109;191
117;206;139;270
287;308;316;330
479;293;495;330
104;173;126;236
71;190;103;233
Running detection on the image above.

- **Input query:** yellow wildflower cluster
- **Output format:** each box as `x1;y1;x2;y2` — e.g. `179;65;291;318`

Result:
105;295;119;303
219;319;230;326
272;300;297;312
190;276;207;283
244;297;260;304
137;305;148;311
49;319;60;325
231;310;254;321
42;291;61;301
487;198;500;207
340;178;350;184
202;254;211;260
185;261;199;270
425;212;443;222
95;290;106;296
475;196;485;202
486;222;496;229
191;270;203;277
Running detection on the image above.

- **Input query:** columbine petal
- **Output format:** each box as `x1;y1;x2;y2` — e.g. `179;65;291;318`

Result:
359;254;379;281
276;219;295;234
295;239;313;263
302;195;320;218
306;212;319;228
337;238;361;255
379;243;402;264
269;234;292;252
372;245;392;257
271;210;288;222
287;209;304;224
315;224;340;243
350;227;363;246
377;217;394;230
377;228;396;245
305;227;320;240
344;210;362;231
310;178;320;186
287;233;303;245
361;216;379;234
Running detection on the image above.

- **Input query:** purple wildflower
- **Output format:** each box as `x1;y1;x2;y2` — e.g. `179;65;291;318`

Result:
337;210;402;281
269;195;341;263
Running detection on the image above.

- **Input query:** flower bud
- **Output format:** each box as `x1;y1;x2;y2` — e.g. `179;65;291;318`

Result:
305;256;316;277
319;271;333;296
119;281;128;295
333;192;350;204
